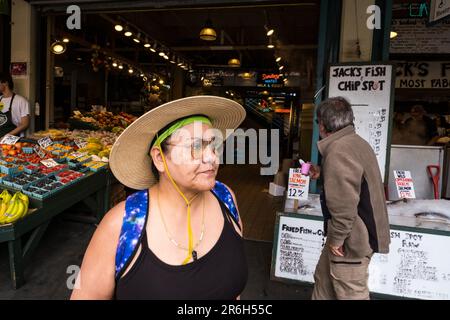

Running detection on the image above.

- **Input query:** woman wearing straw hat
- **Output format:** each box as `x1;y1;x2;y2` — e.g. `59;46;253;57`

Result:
71;96;248;299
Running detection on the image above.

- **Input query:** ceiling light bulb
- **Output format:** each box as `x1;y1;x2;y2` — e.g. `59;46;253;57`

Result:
112;62;118;67
114;24;123;32
62;38;70;43
276;56;281;63
266;29;274;37
128;68;134;74
390;31;398;39
279;65;284;70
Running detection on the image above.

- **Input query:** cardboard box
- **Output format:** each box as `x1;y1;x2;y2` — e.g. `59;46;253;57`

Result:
273;171;287;187
269;182;286;196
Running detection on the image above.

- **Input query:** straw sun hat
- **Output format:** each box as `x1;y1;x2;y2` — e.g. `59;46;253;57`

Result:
110;95;246;190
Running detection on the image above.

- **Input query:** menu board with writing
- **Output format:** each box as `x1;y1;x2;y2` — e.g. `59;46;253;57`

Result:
272;215;325;282
271;213;450;300
390;19;450;54
328;63;394;182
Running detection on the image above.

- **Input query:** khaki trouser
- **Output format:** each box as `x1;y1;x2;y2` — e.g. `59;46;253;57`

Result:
311;247;371;300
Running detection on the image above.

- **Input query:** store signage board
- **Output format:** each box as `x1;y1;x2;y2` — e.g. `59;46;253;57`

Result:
38;136;53;149
33;145;46;158
327;63;394;182
0;135;20;145
394;170;416;199
271;213;450;300
395;61;450;89
390;19;450;54
430;0;450;23
40;158;59;168
287;168;309;200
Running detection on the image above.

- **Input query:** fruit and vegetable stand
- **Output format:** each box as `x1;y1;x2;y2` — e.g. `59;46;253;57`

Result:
0;169;113;289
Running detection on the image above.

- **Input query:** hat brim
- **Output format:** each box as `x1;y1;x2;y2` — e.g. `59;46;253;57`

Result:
110;96;246;190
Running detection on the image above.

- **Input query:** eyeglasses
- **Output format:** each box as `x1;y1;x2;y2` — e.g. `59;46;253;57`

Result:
166;137;221;159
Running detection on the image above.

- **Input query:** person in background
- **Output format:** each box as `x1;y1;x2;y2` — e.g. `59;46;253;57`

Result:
0;72;30;138
403;105;437;145
391;111;407;145
309;97;390;300
434;114;449;137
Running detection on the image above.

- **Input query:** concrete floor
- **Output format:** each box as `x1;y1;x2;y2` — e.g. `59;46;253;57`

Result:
0;216;313;300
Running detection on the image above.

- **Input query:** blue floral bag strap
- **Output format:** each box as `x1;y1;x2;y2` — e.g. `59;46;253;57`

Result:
114;190;149;280
211;181;240;230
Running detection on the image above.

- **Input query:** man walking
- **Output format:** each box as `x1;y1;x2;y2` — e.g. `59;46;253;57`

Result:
310;97;390;300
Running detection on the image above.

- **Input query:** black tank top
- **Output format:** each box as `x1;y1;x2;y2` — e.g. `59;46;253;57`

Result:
115;198;248;300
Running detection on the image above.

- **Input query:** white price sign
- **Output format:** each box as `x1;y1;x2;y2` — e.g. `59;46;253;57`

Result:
394;170;416;199
40;158;59;168
33;145;46;158
0;134;20;145
38;136;53;149
287;168;310;200
74;138;87;149
69;152;87;159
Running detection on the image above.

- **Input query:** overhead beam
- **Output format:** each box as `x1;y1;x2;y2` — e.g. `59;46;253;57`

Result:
104;44;317;52
29;0;317;14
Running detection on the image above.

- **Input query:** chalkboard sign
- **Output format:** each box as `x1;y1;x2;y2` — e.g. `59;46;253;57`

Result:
271;213;450;300
327;63;395;182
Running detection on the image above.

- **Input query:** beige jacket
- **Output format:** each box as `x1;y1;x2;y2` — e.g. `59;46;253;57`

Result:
317;126;390;258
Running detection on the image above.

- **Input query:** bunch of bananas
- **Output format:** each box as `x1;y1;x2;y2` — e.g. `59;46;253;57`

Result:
0;190;29;225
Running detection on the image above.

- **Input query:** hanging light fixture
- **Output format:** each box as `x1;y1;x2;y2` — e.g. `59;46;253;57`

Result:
144;38;151;48
114;23;123;32
128;68;134;74
62;37;70;43
267;37;274;49
150;43;157;53
50;40;66;55
279;65;284;71
133;32;141;43
228;58;241;67
112;61;118;68
265;25;274;37
124;26;132;37
276;56;282;63
118;64;124;69
199;18;217;41
169;54;177;64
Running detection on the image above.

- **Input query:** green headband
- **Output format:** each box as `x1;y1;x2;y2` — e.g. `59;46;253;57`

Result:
152;115;212;148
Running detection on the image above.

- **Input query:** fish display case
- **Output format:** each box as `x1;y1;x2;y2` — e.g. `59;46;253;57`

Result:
270;195;450;300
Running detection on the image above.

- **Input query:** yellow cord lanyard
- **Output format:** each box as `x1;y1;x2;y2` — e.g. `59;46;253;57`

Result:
158;144;199;264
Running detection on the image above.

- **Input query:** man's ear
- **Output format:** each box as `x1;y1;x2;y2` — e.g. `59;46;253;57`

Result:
150;146;165;174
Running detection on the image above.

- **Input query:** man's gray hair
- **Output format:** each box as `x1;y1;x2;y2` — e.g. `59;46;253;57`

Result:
316;97;354;133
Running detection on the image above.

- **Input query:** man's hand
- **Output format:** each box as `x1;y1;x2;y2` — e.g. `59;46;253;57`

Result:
309;164;321;180
329;245;344;257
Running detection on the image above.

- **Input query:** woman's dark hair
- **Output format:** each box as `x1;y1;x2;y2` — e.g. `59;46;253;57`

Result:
0;72;14;90
150;140;169;180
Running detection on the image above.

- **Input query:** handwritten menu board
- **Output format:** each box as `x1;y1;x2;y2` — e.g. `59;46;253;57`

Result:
272;215;325;282
390;19;450;54
369;230;450;300
328;64;394;182
271;214;450;300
